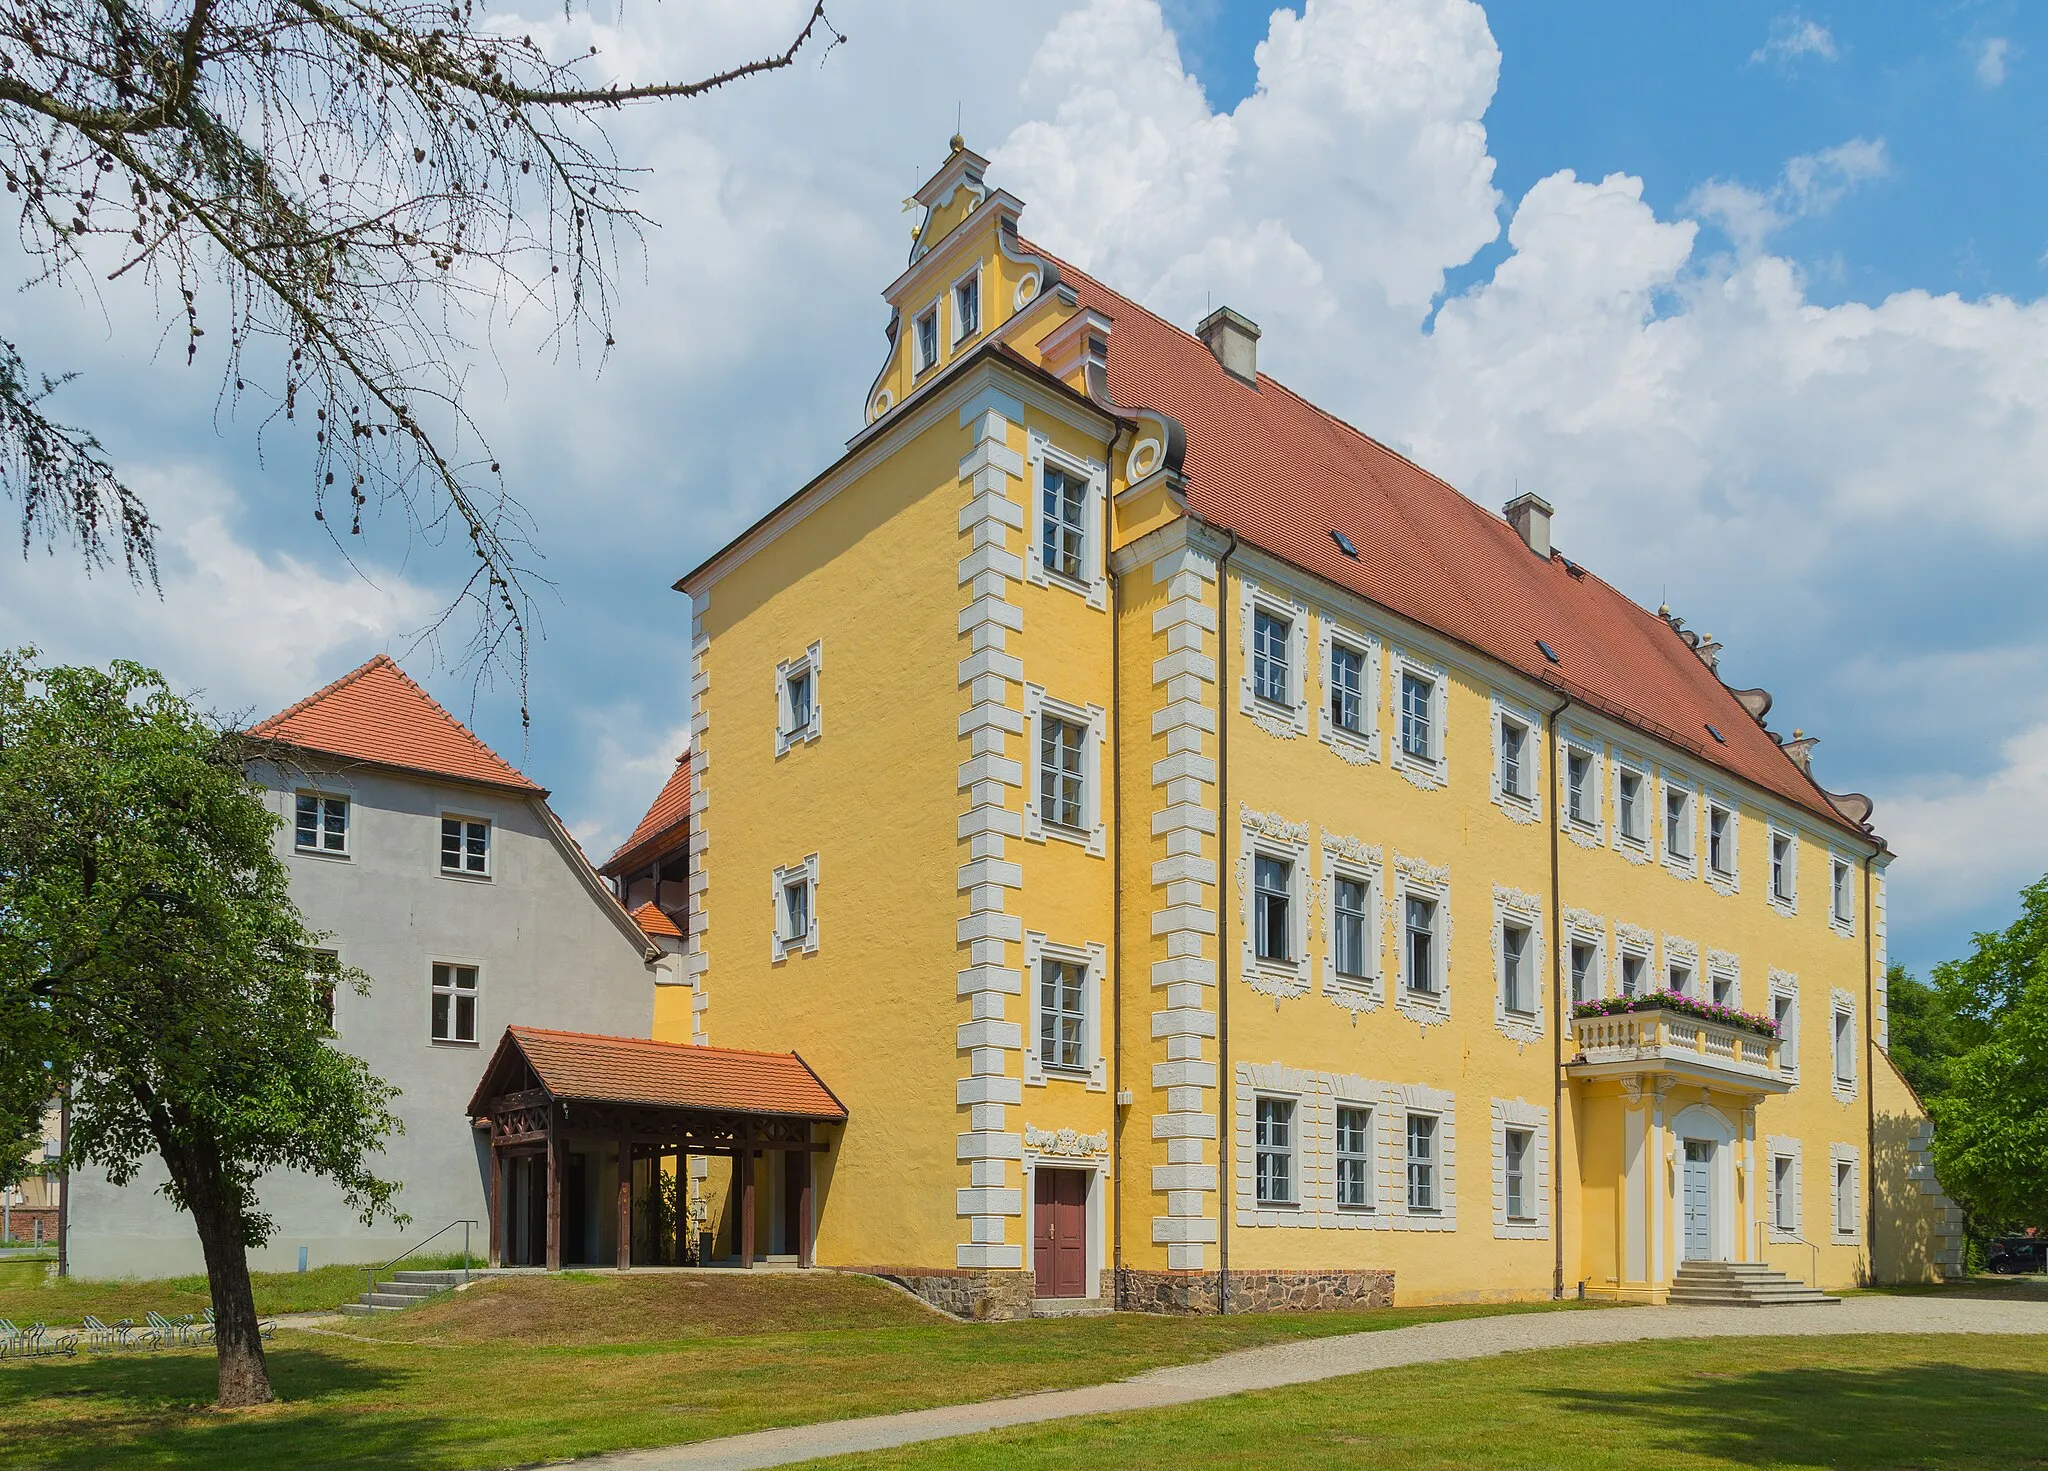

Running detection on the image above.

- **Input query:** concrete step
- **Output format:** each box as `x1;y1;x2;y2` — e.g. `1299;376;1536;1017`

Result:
357;1290;439;1310
390;1270;475;1287
339;1302;403;1316
372;1281;443;1299
1032;1297;1112;1318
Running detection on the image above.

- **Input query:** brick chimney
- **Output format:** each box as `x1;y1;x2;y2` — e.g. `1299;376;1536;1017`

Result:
1197;306;1260;387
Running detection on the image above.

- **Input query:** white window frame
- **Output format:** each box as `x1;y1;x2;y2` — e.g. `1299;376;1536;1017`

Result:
1317;616;1380;765
1383;1084;1458;1230
774;640;824;757
1704;793;1740;894
1768;824;1800;915
1392;854;1452;1027
1563;907;1607;1005
1830;853;1857;936
1560;735;1603;844
293;789;351;858
1023;932;1108;1091
1493;885;1545;1043
1023;433;1108;609
1830;989;1858;1101
1254;1094;1299;1208
1490;696;1542;825
1830;1143;1861;1243
913;296;941;374
1707;949;1741;1009
1766;1134;1803;1242
1491;1098;1550;1240
949;263;982;344
1662;934;1700;1001
1241;807;1312;1000
1334;1101;1376;1213
1405;1111;1441;1215
1238;580;1310;738
769;853;820;963
1614;922;1653;998
1770;969;1801;1081
1320;832;1384;1014
1023;684;1107;856
428;958;481;1046
1389;650;1449;790
1612;755;1651;859
1660;772;1698;877
439;812;492;879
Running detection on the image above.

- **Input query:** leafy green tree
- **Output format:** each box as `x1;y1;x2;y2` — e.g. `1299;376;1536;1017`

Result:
0;651;402;1407
1885;962;1967;1102
1927;875;2048;1232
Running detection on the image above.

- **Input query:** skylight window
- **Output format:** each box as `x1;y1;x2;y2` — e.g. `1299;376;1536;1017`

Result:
1705;723;1726;744
1330;529;1358;559
1536;640;1559;664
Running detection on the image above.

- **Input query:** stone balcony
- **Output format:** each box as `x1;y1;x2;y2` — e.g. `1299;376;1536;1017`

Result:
1566;1007;1790;1096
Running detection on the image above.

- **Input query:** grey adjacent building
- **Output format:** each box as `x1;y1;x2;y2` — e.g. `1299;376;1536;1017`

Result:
66;656;660;1278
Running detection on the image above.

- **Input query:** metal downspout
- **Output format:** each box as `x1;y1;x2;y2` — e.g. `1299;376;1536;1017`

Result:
1863;853;1878;1284
1109;550;1124;1307
1215;529;1239;1315
1545;690;1570;1300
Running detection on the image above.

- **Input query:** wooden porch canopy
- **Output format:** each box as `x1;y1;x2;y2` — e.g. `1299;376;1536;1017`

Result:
467;1026;847;1271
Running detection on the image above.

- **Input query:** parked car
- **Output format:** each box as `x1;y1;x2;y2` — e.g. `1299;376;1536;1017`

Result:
1986;1237;2046;1275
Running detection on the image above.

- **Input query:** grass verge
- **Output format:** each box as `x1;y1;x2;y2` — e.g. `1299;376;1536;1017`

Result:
0;1272;1593;1470
0;1251;485;1324
826;1333;2048;1470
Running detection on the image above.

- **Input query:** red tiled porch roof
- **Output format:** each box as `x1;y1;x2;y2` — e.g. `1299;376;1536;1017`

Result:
470;1027;845;1120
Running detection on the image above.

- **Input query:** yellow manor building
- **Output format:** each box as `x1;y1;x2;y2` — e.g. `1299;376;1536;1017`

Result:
653;142;1961;1316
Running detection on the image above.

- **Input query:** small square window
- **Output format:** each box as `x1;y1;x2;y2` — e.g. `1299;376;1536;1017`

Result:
1500;921;1534;1014
1708;804;1734;875
1336;1105;1374;1210
1570;940;1598;1004
1038;957;1087;1073
915;306;939;372
440;816;489;876
953;271;980;340
1406;1113;1438;1212
295;793;349;854
1499;719;1530;800
1252;609;1292;705
1566;750;1593;824
1333;875;1372;980
1254;854;1293;963
1255;1097;1296;1206
1040;464;1088;585
1618;769;1645;843
1404;896;1438;994
1329;642;1366;734
1400;672;1435;761
430;962;478;1044
1504;1128;1534;1220
1038;714;1086;830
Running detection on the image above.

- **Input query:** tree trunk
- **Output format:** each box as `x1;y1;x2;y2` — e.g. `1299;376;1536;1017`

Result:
174;1146;274;1407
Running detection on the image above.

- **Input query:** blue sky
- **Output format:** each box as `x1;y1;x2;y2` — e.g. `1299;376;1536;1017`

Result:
3;0;2043;979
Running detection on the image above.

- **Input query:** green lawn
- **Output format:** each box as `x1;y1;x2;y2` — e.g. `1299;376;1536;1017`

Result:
0;1272;1592;1470
827;1334;2048;1470
0;1252;484;1325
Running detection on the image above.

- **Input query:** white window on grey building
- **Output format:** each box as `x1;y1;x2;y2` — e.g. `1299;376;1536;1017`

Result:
1252;608;1292;706
1254;854;1294;963
1500;921;1533;1015
1040;463;1088;585
1566;749;1593;825
296;793;349;855
1404;895;1439;994
430;962;479;1044
1038;957;1087;1074
1504;1128;1534;1221
1406;1113;1439;1212
1328;641;1366;734
1336;1104;1374;1210
1255;1096;1296;1206
441;816;489;876
1400;670;1435;761
1038;713;1086;831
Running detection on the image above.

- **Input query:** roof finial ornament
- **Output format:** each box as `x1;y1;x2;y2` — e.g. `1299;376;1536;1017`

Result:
951;100;964;155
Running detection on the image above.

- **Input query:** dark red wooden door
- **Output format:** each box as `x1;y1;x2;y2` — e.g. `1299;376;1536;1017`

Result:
1033;1170;1088;1298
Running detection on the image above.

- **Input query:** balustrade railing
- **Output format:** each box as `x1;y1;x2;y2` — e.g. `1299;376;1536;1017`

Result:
1571;1007;1780;1077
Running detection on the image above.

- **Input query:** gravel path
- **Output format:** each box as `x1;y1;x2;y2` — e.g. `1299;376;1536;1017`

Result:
581;1296;2048;1471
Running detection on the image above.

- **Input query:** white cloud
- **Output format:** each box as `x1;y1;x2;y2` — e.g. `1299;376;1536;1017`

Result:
564;706;693;864
1751;14;1838;67
1687;137;1889;253
1880;723;2048;920
0;463;432;718
1976;36;2011;88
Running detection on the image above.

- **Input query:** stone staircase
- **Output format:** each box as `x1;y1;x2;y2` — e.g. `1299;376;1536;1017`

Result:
1667;1261;1838;1307
341;1269;470;1316
1032;1296;1112;1319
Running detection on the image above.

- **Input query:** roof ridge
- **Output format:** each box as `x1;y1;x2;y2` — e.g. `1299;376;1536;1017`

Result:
509;1025;811;1064
247;653;396;738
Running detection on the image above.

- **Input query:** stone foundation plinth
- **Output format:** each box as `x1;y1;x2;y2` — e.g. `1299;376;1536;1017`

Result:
854;1267;1037;1321
1118;1267;1395;1315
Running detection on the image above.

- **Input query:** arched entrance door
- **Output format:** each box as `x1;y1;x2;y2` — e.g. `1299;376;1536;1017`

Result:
1681;1140;1714;1261
1670;1103;1737;1265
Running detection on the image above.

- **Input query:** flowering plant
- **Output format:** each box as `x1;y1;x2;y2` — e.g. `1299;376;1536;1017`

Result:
1571;989;1780;1039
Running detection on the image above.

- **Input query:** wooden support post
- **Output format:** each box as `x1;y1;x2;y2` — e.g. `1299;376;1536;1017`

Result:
798;1140;814;1269
545;1108;564;1273
616;1128;632;1271
740;1148;756;1271
488;1143;503;1269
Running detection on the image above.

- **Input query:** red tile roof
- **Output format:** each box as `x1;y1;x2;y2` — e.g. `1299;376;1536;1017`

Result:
1031;244;1859;835
602;754;693;875
480;1027;845;1120
249;655;541;795
628;901;683;940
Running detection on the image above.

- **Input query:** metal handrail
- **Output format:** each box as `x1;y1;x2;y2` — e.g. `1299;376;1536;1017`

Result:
363;1218;478;1303
1754;1218;1819;1289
